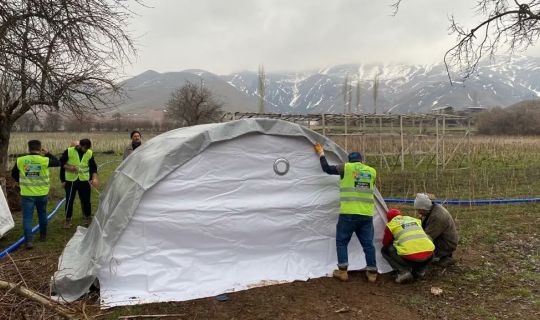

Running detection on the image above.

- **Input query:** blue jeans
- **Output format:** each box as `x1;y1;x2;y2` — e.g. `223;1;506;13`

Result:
336;214;376;269
21;195;48;242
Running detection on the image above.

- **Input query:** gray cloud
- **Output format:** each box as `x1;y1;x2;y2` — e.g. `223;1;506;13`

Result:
126;0;540;75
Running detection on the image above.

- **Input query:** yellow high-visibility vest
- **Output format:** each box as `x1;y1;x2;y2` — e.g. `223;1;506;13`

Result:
339;162;376;216
65;147;93;182
16;155;50;196
387;215;435;256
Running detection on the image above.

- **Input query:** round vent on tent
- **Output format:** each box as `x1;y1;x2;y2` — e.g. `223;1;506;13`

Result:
273;158;290;176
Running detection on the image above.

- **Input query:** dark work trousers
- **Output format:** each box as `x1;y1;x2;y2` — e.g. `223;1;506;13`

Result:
382;245;432;274
64;180;91;219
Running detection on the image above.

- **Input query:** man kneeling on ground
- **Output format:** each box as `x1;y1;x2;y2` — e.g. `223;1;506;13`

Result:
382;209;435;284
414;193;458;267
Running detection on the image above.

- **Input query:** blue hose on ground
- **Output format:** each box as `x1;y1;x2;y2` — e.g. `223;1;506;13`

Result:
384;198;540;205
0;160;121;259
0;198;65;259
1;156;538;258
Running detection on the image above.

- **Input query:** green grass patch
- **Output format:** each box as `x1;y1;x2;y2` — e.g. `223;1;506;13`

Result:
0;154;120;250
510;287;534;298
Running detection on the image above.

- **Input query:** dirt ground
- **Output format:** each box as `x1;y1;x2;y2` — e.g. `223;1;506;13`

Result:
2;239;538;319
0;201;538;319
0;247;434;320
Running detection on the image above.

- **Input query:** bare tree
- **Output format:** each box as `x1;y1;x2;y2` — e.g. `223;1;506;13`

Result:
343;74;352;114
113;112;123;131
258;64;266;113
0;0;138;185
372;73;380;114
355;76;362;113
13;113;39;132
393;1;540;82
167;81;223;127
44;112;62;132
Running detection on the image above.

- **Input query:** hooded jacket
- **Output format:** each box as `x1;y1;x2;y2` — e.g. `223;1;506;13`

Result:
422;203;458;257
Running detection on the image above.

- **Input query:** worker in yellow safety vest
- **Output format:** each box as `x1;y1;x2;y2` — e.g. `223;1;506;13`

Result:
382;208;435;283
314;143;378;283
11;140;61;249
60;138;98;228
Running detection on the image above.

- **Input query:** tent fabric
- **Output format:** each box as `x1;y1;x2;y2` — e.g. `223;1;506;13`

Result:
0;187;14;238
52;119;391;306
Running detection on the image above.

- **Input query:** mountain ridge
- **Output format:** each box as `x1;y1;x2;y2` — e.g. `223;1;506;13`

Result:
117;56;540;114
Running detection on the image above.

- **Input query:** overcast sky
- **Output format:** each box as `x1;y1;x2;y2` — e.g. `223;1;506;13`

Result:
126;0;540;76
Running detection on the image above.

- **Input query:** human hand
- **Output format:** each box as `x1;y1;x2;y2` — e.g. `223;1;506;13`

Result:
314;143;324;157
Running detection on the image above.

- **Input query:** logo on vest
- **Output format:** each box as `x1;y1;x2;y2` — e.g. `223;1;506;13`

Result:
24;164;42;176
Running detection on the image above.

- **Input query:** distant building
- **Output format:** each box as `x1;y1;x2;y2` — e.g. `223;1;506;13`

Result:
466;106;487;114
431;105;454;114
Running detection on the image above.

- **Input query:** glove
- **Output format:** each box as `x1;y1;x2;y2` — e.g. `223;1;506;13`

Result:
314;143;324;157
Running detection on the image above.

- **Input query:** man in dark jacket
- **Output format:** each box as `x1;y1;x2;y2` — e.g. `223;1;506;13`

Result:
315;143;378;283
60;138;98;228
123;130;142;160
414;193;458;267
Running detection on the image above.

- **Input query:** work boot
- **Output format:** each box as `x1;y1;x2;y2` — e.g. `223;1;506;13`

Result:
25;241;34;250
333;269;349;282
438;256;456;268
395;271;414;284
83;216;92;227
39;233;47;242
366;270;378;283
63;219;72;229
413;269;426;279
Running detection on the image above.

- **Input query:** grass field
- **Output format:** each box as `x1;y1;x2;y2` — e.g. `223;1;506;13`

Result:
8;132;540;201
1;131;539;319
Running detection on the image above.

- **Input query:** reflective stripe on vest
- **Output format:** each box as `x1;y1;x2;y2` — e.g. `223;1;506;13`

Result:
65;147;93;182
339;162;376;216
387;215;435;256
16;155;50;196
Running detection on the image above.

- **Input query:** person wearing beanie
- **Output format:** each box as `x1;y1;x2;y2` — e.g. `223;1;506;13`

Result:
314;143;378;283
382;209;435;283
123;130;142;160
414;193;458;267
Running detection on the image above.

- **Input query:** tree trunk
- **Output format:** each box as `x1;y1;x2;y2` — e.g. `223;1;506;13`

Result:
0;116;12;195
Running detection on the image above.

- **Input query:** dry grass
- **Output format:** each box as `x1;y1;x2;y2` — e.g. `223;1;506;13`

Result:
330;135;540;200
10;132;540;200
8;132;158;156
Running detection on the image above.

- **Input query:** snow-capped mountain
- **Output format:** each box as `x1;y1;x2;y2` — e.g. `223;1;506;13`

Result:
115;69;259;113
119;56;540;114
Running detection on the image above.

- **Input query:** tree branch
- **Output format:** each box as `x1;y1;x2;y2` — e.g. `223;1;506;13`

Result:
0;280;79;319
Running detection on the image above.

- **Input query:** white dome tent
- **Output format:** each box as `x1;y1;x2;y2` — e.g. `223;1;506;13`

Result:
0;187;14;238
52;119;391;307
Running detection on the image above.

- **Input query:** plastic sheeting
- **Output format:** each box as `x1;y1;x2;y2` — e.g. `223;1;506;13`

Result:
0;187;14;238
52;119;391;306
